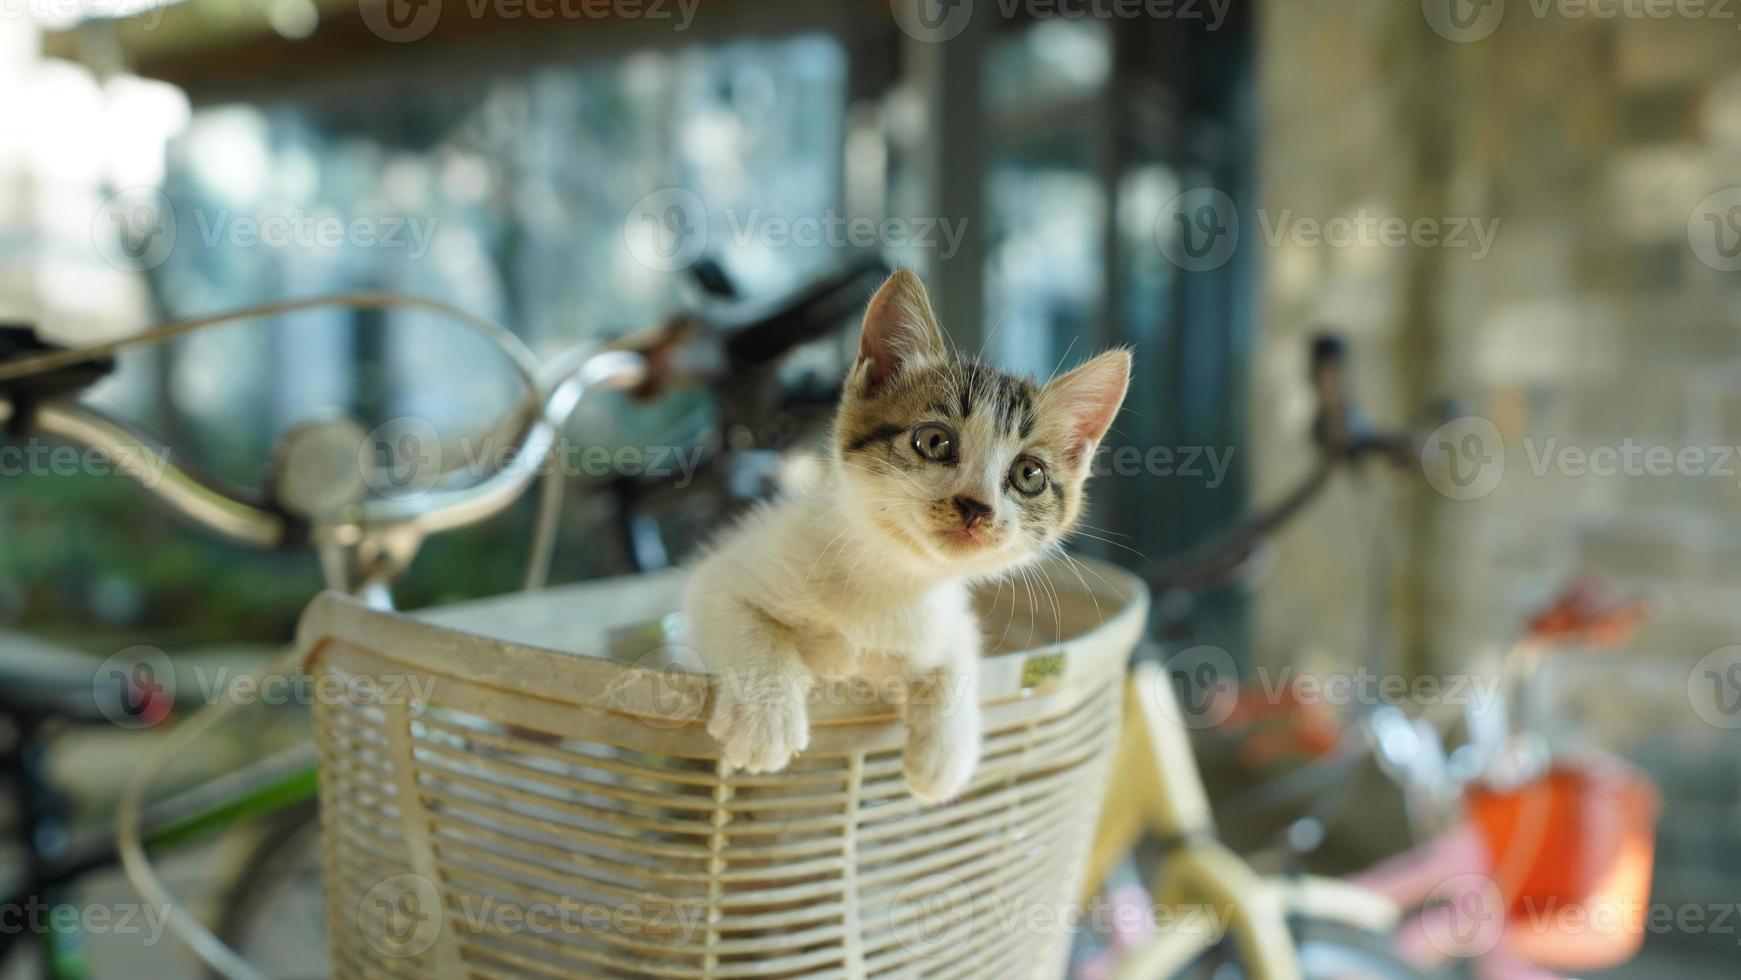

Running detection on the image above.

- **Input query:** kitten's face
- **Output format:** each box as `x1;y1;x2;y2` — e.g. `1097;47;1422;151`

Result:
832;271;1129;579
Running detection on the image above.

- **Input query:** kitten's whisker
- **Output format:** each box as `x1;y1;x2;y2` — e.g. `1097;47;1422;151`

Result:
1034;560;1064;647
1053;546;1105;623
1069;527;1150;560
1013;563;1038;651
1073;521;1136;540
1059;549;1119;607
1048;335;1081;383
806;522;859;583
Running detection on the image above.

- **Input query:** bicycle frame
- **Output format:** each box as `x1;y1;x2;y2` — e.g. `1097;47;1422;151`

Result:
1087;664;1399;980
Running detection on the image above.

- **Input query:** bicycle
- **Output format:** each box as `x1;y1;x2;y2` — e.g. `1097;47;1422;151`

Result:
9;298;1445;980
1345;581;1658;980
1078;335;1456;979
0;259;888;979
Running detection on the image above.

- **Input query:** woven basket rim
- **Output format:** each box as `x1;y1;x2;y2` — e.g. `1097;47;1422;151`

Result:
296;555;1147;724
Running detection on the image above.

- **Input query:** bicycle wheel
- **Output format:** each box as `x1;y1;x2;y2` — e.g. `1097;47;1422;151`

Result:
209;801;327;979
1172;918;1451;980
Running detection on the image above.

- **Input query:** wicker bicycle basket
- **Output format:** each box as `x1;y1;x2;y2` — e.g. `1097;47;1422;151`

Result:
296;555;1147;979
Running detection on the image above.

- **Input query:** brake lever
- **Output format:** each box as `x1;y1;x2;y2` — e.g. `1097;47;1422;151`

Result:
0;323;116;435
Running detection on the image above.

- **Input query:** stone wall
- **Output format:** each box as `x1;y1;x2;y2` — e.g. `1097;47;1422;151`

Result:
1254;0;1741;904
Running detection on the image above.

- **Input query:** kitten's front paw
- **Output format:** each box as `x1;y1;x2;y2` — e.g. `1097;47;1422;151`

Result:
903;727;980;804
708;675;811;773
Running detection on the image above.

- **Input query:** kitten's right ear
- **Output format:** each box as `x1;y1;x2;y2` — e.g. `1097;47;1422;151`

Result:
855;269;947;395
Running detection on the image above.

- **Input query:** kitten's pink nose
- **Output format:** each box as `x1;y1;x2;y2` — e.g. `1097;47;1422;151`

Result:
952;495;992;530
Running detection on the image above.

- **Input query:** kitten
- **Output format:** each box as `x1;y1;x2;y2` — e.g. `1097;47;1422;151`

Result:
683;270;1129;802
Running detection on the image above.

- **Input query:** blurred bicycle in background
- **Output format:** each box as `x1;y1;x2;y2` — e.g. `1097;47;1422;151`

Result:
0;258;886;979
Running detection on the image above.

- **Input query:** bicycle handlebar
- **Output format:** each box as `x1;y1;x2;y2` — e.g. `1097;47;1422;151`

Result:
1;294;548;556
1144;331;1443;594
32;400;287;549
0;265;888;575
718;259;889;368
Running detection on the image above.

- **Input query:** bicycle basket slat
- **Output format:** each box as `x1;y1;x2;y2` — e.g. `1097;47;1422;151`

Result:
298;555;1146;979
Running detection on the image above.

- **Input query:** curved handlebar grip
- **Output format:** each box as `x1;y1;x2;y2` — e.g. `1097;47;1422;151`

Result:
0;324;115;407
720;259;891;369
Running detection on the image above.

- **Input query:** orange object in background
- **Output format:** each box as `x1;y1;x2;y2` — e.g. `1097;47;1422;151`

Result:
1466;755;1660;971
1524;579;1649;649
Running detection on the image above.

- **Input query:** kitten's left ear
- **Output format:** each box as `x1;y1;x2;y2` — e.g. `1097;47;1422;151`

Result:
855;269;948;395
1043;349;1131;465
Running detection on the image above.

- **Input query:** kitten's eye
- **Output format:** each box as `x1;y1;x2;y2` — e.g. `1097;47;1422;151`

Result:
912;423;957;462
1010;457;1047;496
